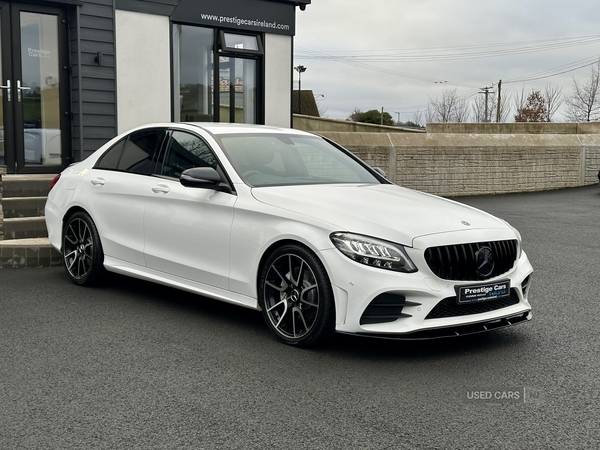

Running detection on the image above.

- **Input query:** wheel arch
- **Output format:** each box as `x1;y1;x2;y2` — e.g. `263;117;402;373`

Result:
256;238;334;309
61;206;92;249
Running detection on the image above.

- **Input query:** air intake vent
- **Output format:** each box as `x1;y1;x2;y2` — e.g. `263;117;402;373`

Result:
425;289;520;319
360;293;419;325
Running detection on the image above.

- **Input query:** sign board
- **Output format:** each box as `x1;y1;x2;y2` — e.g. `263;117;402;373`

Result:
171;0;297;36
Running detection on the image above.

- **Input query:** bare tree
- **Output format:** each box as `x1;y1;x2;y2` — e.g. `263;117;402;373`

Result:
425;106;437;124
513;86;527;118
412;110;425;127
454;96;470;123
564;61;600;122
347;107;362;122
428;89;469;123
543;83;563;122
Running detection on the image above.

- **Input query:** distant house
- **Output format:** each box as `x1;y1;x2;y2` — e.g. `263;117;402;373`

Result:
292;90;320;117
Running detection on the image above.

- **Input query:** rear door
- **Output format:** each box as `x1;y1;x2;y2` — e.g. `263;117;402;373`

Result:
85;128;166;266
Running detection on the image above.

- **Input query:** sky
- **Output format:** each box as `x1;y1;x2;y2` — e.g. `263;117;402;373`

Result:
293;0;600;123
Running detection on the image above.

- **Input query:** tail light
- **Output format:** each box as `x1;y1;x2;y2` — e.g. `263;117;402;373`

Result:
49;174;61;191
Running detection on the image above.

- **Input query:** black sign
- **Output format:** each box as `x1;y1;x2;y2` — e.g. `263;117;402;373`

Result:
171;0;297;36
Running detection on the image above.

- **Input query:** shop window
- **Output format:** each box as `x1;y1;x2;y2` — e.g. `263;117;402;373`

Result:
173;25;263;124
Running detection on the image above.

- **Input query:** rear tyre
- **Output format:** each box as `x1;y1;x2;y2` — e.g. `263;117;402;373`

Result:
259;244;335;347
62;212;105;286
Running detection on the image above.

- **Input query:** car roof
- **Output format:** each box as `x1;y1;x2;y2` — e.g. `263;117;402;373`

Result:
183;122;312;137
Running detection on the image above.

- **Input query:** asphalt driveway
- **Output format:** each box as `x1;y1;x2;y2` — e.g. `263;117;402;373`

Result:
1;185;599;449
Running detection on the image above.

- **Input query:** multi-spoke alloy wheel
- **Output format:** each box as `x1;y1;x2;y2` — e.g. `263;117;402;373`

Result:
259;244;334;347
62;212;105;286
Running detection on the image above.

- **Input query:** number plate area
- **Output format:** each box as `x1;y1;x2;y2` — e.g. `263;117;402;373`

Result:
457;280;510;304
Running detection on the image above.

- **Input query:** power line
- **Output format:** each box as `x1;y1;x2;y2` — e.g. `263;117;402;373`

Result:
296;35;600;63
295;46;481;88
504;55;600;83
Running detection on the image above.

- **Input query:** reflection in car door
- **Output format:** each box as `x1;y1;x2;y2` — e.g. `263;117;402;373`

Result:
143;130;236;289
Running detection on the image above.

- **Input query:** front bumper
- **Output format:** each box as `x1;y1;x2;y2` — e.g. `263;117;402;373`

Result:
319;245;533;338
342;311;532;340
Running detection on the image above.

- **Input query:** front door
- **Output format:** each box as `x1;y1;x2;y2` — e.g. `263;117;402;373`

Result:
0;2;69;173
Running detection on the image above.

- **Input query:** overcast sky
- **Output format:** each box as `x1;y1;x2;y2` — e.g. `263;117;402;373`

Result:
294;0;600;122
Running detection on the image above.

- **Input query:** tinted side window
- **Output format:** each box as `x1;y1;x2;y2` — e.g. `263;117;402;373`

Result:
96;139;126;170
159;131;218;179
118;129;166;174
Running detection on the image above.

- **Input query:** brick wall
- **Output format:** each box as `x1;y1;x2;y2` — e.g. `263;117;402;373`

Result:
319;132;600;197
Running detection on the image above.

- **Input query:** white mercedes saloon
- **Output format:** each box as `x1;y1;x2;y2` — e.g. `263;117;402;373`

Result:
45;123;533;347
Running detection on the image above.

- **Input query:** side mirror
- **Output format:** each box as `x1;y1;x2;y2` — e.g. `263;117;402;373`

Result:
372;167;387;179
180;167;222;189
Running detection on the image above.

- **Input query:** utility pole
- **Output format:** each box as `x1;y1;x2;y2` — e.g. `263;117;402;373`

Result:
496;80;502;123
479;86;494;122
381;107;384;125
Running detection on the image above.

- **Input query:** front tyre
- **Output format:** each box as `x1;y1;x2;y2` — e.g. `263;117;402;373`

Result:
259;244;335;347
62;212;105;286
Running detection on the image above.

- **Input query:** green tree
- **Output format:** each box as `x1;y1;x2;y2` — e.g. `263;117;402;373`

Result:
348;108;394;126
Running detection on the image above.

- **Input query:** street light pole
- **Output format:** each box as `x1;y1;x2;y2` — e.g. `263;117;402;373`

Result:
294;65;306;114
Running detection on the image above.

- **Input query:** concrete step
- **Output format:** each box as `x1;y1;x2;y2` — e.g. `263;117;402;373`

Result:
2;196;47;218
0;237;62;268
1;174;56;198
3;216;48;240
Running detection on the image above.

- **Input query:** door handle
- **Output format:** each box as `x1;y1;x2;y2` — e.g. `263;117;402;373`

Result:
90;178;106;186
151;184;170;194
16;80;30;102
0;80;10;102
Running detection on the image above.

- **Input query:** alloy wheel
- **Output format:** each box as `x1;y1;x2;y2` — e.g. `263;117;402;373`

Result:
63;217;94;281
263;253;320;340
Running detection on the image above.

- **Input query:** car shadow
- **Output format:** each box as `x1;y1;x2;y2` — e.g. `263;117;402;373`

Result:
77;271;532;362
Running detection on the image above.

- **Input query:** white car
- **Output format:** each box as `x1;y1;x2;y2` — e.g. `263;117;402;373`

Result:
45;123;533;346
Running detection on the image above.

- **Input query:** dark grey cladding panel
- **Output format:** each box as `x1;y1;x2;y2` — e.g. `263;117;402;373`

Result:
115;0;178;16
171;0;296;35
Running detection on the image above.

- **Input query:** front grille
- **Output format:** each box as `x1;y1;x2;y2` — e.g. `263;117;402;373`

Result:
425;289;520;319
360;293;418;325
424;240;518;281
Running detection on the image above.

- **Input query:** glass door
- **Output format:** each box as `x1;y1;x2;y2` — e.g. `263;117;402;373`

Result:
219;56;257;124
0;2;68;173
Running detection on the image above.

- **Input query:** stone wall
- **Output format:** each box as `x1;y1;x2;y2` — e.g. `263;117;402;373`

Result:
319;132;600;197
426;122;600;134
293;114;424;134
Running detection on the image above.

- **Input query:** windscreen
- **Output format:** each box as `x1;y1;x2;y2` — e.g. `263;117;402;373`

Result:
217;134;380;187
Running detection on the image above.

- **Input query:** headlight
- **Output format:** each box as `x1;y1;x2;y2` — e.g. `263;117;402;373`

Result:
330;232;418;273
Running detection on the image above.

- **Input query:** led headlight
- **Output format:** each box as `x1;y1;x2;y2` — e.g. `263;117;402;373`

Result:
330;232;418;273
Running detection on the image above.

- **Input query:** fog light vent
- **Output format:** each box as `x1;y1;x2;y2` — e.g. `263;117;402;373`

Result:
360;293;419;325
